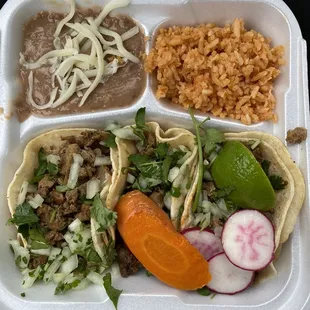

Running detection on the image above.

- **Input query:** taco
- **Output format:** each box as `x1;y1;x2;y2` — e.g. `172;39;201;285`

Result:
110;108;198;230
181;127;305;286
7;128;130;291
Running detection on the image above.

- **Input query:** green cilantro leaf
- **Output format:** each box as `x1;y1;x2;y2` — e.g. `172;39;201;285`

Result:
17;224;30;239
128;154;162;179
103;272;123;310
21;292;26;298
145;270;153;277
103;133;117;149
47;162;58;176
29;227;49;250
171;186;181;198
7;202;39;226
132;107;149;146
197;286;212;296
202;128;225;156
38;148;47;162
162;156;173;183
54;279;81;295
261;160;287;190
211;186;235;200
155;143;169;159
261;160;271;175
269;175;288;190
90;194;117;232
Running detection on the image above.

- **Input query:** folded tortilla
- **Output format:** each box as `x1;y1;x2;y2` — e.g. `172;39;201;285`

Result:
182;131;305;283
117;122;198;229
7;128;131;261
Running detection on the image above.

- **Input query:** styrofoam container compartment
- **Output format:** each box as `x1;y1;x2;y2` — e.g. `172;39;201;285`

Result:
0;0;309;309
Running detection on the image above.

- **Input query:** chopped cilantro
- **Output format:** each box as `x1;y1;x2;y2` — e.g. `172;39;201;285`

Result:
29;227;49;249
211;186;235;200
197;286;211;296
202;128;225;156
54;279;81;295
155;143;169;159
90;194;117;232
7;202;39;226
128;154;162;179
103;272;123;310
103;133;117;149
132;107;149;146
260;160;287;190
20;292;26;298
145;270;153;277
171;186;181;198
269;175;288;190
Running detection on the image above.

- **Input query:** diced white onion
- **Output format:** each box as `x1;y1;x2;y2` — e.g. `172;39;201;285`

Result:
177;151;191;166
49;247;62;260
46;154;61;165
168;167;180;183
9;240;30;269
203;170;213;181
28;194;44;209
111;127;140;140
22;266;42;289
86;179;100;199
59;254;78;275
202;190;209;201
73;153;84;165
251;139;261;150
201;200;214;213
43;255;63;283
164;192;172;210
74;278;91;290
104;123;120;132
126;173;135;184
94;156;112;166
203;159;209;166
62;246;72;259
208;151;218;166
17;181;29;205
31;248;51;256
139;177;148;189
52;273;66;284
68;218;83;233
87;271;103;285
67;162;80;189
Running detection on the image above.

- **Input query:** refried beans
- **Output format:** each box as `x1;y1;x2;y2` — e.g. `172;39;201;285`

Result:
16;8;146;121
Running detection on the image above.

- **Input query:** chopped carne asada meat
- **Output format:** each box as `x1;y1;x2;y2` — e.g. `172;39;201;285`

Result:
60;143;81;181
77;130;108;148
80;148;96;164
116;242;142;278
139;131;157;155
29;255;48;269
37;175;55;197
203;182;216;198
149;189;165;209
65;188;79;204
45;230;64;246
251;146;264;164
50;190;65;205
60;202;79;215
76;204;91;222
286;127;307;144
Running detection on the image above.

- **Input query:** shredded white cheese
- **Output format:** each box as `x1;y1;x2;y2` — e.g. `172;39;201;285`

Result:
54;0;76;38
20;0;140;110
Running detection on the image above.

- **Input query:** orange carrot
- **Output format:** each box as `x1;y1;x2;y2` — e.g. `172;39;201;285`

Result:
116;190;212;290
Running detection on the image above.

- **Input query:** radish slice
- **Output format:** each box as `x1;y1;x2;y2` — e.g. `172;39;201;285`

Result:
207;253;254;294
181;228;223;261
221;210;275;271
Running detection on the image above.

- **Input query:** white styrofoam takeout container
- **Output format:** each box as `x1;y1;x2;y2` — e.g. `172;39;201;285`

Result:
0;0;309;309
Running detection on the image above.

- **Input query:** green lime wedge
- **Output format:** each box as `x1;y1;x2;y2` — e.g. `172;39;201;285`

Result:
211;140;276;211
